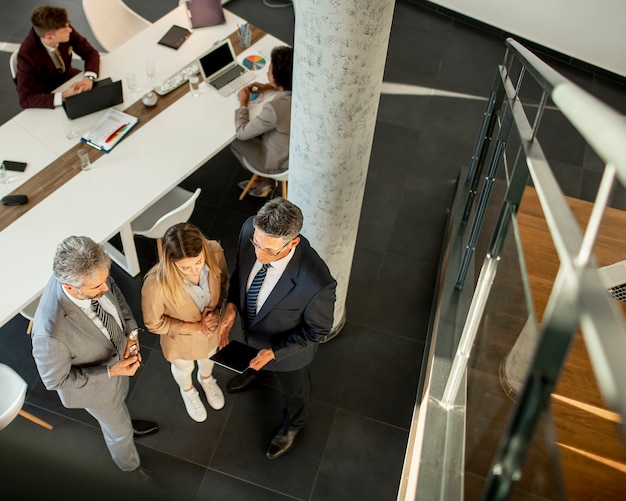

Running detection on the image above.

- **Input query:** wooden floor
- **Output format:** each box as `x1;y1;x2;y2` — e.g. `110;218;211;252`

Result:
464;186;626;500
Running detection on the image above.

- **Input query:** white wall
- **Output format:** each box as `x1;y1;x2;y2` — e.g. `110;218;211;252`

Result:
427;0;626;77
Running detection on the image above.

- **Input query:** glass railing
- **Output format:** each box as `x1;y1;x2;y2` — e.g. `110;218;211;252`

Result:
399;38;626;501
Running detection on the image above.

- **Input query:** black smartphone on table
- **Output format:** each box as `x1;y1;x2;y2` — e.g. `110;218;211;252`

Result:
2;160;27;172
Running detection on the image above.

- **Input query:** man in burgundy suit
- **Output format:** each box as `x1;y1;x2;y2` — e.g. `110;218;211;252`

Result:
16;5;100;109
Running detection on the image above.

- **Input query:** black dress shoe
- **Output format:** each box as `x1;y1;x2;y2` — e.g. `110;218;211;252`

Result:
226;369;259;393
132;419;159;436
266;428;299;460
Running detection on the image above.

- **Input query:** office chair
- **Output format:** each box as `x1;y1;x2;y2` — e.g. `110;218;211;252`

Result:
0;363;53;431
9;48;18;85
131;187;201;259
239;157;289;200
82;0;151;52
19;296;41;335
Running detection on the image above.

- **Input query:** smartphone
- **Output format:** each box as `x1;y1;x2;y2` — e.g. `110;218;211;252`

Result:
2;160;27;172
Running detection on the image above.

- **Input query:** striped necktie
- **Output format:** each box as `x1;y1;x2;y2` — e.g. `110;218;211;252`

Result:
246;263;270;325
91;299;124;354
53;47;66;73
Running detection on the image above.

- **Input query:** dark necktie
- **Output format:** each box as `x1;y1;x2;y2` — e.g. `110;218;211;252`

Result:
246;263;270;325
91;299;124;354
53;48;65;73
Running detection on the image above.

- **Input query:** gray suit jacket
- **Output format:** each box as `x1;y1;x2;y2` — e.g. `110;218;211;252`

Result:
227;217;337;371
232;90;291;172
32;275;138;409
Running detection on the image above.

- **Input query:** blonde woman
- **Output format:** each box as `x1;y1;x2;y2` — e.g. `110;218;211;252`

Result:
142;223;228;422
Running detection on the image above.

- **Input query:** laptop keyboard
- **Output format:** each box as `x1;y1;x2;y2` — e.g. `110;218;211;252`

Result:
608;283;626;302
209;65;246;90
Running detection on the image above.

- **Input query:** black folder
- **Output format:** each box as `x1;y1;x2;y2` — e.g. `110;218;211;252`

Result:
210;340;259;373
63;79;123;119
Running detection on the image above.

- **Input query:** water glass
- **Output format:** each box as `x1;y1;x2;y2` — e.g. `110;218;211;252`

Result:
189;75;200;97
77;148;91;171
126;72;139;93
145;59;156;81
0;162;10;185
62;116;77;139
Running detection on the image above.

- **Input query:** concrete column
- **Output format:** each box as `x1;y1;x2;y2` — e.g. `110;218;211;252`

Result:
290;0;396;339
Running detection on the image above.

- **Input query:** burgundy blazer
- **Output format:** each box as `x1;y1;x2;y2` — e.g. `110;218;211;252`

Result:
16;26;100;109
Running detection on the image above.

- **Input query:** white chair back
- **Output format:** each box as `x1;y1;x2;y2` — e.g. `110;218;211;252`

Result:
0;364;27;431
82;0;151;52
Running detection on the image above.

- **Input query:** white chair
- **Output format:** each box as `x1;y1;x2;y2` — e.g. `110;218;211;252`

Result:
0;363;53;431
239;157;289;200
82;0;151;52
9;48;18;84
131;187;201;259
19;296;41;335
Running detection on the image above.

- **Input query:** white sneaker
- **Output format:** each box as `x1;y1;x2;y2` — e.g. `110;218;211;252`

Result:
180;387;207;422
197;374;225;410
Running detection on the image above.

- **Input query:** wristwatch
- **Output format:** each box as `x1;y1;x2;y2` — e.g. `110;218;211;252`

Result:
87;75;96;81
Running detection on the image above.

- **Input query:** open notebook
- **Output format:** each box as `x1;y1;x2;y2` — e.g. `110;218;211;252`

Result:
81;109;138;153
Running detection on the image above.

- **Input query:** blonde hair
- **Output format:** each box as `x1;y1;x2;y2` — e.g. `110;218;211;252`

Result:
153;223;222;305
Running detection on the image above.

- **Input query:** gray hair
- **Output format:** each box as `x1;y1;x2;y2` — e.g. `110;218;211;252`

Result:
253;197;303;241
52;236;111;287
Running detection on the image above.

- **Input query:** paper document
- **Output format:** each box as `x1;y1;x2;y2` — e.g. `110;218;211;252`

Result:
81;109;138;153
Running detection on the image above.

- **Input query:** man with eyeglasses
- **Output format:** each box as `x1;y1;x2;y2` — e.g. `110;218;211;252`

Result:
218;197;336;459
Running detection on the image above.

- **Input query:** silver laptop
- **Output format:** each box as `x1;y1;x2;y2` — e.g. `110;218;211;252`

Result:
197;39;255;97
598;260;626;302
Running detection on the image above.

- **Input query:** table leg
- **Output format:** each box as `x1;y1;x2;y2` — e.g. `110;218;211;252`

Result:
103;223;141;277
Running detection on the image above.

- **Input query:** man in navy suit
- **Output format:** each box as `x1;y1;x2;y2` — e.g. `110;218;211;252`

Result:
16;5;100;109
218;197;336;459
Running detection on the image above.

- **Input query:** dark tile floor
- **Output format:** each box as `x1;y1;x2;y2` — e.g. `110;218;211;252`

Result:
1;1;625;499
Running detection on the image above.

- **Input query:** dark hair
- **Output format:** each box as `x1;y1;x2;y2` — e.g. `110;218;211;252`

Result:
253;197;303;241
270;46;293;91
31;6;69;38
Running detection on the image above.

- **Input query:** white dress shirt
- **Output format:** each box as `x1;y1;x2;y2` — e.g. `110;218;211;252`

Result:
246;247;296;315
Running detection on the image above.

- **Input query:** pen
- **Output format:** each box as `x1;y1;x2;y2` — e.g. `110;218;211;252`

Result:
105;123;129;143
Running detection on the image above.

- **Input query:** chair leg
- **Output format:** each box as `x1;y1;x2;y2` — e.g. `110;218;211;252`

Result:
239;174;259;200
156;238;163;259
27;320;33;335
18;409;53;430
281;181;288;199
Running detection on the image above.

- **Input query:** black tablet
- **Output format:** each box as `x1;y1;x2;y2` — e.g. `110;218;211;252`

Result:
210;340;259;373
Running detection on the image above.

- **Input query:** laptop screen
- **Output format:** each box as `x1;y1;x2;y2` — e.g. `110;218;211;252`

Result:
199;41;234;79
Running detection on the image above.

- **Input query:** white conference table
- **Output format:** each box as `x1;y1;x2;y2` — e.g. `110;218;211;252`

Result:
0;5;281;328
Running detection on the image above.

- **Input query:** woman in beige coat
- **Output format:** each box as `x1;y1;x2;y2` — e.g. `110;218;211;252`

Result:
142;223;228;422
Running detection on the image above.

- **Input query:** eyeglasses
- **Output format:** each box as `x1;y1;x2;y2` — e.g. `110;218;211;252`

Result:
249;237;290;257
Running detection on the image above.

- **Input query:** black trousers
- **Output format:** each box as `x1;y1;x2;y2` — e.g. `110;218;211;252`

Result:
276;364;312;431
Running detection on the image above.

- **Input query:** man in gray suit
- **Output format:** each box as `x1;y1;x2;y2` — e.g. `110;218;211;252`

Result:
32;236;156;482
230;45;293;197
218;198;336;459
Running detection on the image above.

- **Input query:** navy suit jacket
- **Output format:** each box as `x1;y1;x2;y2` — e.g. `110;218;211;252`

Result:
16;26;100;109
228;217;337;371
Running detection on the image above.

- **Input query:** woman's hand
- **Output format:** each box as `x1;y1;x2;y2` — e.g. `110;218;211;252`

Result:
201;307;221;334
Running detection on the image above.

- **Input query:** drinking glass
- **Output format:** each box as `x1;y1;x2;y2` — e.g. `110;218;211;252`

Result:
189;75;200;97
145;59;156;81
77;148;91;171
126;72;140;93
0;162;12;185
62;116;77;139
